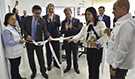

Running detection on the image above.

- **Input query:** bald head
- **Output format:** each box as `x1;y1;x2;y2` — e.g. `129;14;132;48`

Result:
115;0;130;12
113;0;130;19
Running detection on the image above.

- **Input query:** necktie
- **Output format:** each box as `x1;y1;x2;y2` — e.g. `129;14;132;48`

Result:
32;18;37;40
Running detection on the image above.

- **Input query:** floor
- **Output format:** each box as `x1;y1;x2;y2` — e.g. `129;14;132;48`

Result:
19;48;135;79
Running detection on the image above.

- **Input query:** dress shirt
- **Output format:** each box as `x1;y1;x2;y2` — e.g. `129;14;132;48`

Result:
107;13;135;69
48;13;54;22
65;18;73;30
98;15;104;21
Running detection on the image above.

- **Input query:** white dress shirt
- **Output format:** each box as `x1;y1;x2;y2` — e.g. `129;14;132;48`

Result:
98;15;104;21
72;21;107;48
48;13;54;22
107;13;135;69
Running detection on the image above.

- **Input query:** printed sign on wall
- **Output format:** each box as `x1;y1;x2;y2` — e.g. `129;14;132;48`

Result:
94;0;113;3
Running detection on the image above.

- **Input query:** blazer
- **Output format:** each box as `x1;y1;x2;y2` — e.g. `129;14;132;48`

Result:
98;15;111;28
22;16;49;42
61;17;82;37
43;14;60;38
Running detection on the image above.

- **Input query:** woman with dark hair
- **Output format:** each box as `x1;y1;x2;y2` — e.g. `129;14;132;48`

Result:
69;7;110;79
2;13;26;79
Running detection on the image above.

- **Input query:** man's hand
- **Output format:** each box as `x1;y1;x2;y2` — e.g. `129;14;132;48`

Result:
110;66;116;77
19;39;26;44
26;35;32;42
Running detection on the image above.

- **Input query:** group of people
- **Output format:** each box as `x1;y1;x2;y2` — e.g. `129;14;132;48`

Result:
1;0;135;79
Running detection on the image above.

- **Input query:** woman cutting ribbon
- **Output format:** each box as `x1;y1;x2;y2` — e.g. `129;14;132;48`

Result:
69;7;110;79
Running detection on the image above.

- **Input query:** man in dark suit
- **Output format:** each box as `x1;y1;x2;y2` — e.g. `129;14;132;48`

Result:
61;8;82;74
43;3;61;71
21;10;28;22
12;8;22;26
22;5;48;79
12;8;24;35
98;6;111;28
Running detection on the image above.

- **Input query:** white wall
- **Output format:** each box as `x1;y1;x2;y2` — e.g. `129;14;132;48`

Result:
0;15;9;79
7;0;91;15
0;0;11;78
129;0;135;15
3;0;135;18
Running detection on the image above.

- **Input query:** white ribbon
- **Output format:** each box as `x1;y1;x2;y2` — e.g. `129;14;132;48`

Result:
32;36;73;76
48;42;63;76
50;36;73;42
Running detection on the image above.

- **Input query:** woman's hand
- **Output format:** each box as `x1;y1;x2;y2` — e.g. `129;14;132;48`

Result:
48;36;53;41
110;66;116;77
68;38;78;43
104;28;111;37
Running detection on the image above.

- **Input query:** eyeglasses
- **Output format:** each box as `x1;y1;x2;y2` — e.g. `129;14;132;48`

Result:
35;12;41;15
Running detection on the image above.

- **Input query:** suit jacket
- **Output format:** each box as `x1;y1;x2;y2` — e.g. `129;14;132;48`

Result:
98;15;111;28
61;18;82;48
61;18;82;37
16;14;22;25
22;16;49;42
21;15;28;23
43;14;60;38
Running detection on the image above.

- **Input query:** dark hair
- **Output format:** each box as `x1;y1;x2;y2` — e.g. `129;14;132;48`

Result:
64;7;72;13
98;6;105;10
47;3;55;9
4;13;15;26
85;7;98;26
12;8;17;14
32;5;42;12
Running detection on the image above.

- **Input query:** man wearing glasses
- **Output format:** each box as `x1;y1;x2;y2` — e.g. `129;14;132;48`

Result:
22;5;49;79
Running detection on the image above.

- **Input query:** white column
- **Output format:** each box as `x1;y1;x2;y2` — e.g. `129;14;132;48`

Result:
0;20;9;79
0;0;10;79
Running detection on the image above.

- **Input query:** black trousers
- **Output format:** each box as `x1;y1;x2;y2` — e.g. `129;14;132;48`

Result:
65;42;79;70
110;66;128;79
46;41;60;67
9;57;22;79
26;43;46;74
86;48;103;79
